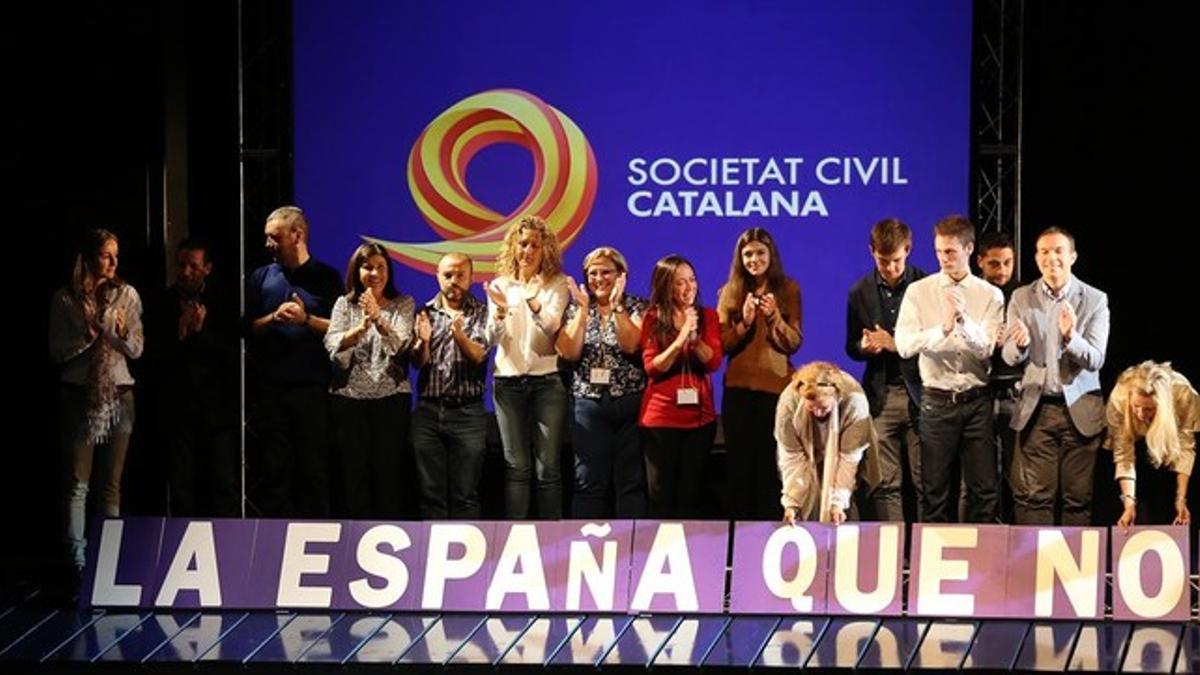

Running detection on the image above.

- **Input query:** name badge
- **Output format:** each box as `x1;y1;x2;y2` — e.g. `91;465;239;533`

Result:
589;367;612;385
676;387;699;405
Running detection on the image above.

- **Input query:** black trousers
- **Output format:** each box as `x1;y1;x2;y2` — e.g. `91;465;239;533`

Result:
331;393;413;519
919;391;997;523
253;383;331;518
641;423;716;519
1134;442;1184;525
167;416;240;517
723;388;783;521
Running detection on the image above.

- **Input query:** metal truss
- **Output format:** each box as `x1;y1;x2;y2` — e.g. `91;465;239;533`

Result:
237;0;293;517
971;0;1024;253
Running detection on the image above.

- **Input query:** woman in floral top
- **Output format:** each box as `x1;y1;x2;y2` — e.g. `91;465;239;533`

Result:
325;243;419;518
557;246;648;518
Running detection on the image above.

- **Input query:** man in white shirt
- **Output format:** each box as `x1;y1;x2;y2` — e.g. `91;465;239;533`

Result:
895;215;1004;522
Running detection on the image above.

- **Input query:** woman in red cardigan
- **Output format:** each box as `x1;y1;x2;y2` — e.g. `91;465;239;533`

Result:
639;254;723;518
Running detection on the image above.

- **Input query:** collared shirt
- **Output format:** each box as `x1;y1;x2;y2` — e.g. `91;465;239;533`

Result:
486;275;569;377
1035;278;1074;395
990;279;1024;385
564;295;648;400
417;292;490;399
874;268;916;385
895;271;1004;392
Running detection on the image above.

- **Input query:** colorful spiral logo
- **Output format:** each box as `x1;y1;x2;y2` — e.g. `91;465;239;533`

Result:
368;89;597;278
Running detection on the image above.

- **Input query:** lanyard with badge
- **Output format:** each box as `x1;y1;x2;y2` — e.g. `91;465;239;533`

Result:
676;321;699;406
589;304;614;386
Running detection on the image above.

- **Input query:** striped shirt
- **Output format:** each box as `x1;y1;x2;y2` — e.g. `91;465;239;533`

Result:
417;292;490;399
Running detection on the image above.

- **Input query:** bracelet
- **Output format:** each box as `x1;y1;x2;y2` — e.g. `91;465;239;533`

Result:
1120;494;1137;506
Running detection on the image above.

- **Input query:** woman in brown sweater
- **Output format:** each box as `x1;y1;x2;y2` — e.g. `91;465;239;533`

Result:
717;227;803;520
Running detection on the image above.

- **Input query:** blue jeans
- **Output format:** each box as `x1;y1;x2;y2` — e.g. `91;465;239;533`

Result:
494;374;567;518
412;398;487;519
572;391;645;519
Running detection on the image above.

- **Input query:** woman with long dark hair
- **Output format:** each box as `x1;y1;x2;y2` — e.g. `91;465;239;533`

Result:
638;254;722;518
717;227;803;520
325;243;418;517
557;246;648;518
49;228;144;572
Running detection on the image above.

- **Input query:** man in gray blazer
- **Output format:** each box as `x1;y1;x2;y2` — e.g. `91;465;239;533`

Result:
1002;226;1109;525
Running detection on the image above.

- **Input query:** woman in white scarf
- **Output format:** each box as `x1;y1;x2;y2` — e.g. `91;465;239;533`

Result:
49;229;144;571
775;361;878;524
1106;361;1198;528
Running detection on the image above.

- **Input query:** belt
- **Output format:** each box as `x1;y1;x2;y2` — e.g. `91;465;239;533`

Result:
924;386;990;404
420;395;480;409
989;378;1020;392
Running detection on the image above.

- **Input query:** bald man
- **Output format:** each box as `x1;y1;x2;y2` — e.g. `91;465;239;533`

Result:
411;253;495;518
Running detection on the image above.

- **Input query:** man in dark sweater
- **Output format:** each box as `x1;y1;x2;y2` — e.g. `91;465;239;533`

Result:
246;206;343;517
156;238;240;516
845;218;927;521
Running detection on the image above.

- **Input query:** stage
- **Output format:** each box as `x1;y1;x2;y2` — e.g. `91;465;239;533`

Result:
2;600;1197;671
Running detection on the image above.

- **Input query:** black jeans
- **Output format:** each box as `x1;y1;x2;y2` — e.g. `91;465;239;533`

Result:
413;398;488;519
918;390;997;523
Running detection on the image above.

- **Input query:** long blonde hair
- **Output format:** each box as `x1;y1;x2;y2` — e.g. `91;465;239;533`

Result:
1116;360;1186;468
71;228;123;298
495;215;563;280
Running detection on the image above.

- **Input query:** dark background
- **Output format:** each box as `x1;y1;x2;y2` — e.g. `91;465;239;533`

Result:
7;1;1197;583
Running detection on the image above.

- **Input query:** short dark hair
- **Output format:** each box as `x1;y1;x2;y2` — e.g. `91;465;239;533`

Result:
976;231;1014;256
344;243;398;301
176;237;211;262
